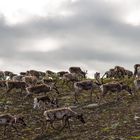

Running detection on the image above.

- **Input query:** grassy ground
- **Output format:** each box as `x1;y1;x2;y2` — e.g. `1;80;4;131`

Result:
0;78;140;140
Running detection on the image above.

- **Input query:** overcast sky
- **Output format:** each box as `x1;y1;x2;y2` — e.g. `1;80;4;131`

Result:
0;0;140;77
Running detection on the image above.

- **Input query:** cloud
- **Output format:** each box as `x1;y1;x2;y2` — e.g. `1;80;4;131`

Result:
0;0;139;76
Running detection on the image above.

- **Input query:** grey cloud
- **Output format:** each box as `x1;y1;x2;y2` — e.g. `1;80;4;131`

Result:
0;0;139;74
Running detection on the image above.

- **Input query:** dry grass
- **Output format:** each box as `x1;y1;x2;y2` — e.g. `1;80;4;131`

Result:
0;78;140;140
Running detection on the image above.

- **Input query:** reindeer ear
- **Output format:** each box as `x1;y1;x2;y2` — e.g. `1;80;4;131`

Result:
18;114;24;119
21;116;24;119
80;113;83;117
54;98;58;103
119;82;123;85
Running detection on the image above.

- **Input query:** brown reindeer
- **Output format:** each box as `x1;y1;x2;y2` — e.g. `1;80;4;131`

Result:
0;114;26;135
4;71;15;80
57;71;69;78
134;64;140;78
62;73;79;87
43;78;59;94
102;68;116;79
69;67;87;79
74;80;100;103
12;75;24;82
46;70;56;78
99;82;133;103
33;95;58;109
114;66;126;78
6;81;27;93
20;72;27;76
22;76;38;86
25;84;52;97
0;71;5;80
134;79;140;90
94;72;101;84
0;80;7;89
43;107;85;131
125;70;133;78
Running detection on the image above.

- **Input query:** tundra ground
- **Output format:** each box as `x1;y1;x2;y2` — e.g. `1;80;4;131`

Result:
0;78;140;140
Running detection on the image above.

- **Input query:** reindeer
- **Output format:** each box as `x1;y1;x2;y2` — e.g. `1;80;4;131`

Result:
114;66;126;78
69;67;87;79
20;72;27;76
134;79;140;90
43;107;85;131
0;71;5;80
99;82;133;103
94;72;101;84
0;80;7;89
27;70;41;79
43;78;56;85
57;71;69;78
46;70;56;79
38;71;46;77
4;71;15;80
0;114;26;135
22;76;38;87
62;73;79;86
102;68;116;79
43;78;59;94
74;80;100;103
25;84;52;97
125;70;133;78
134;64;140;78
12;75;24;82
6;81;27;93
33;95;58;110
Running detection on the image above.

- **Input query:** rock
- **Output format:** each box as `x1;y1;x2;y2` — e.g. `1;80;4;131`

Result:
84;103;99;108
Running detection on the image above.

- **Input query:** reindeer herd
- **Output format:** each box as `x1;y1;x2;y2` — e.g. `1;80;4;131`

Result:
0;65;140;136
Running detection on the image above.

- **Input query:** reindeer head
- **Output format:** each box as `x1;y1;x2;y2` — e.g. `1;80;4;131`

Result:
33;98;40;109
82;70;88;78
15;116;26;127
51;98;59;108
77;114;85;124
121;84;133;95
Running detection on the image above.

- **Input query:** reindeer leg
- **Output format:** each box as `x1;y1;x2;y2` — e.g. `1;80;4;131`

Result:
67;81;71;89
45;120;50;130
115;92;120;101
6;88;12;94
60;116;68;132
24;93;32;99
11;125;21;136
90;89;93;102
62;80;65;86
74;91;78;104
66;118;71;132
50;121;57;130
98;95;102;105
94;91;99;101
20;88;24;96
98;92;106;105
3;125;8;136
54;86;60;94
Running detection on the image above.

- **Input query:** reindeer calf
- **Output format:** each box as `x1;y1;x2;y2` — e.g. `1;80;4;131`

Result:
33;95;58;109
